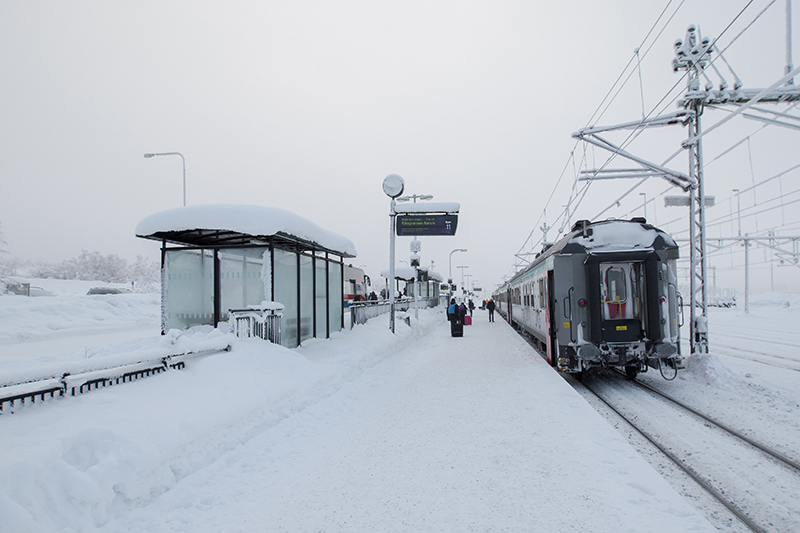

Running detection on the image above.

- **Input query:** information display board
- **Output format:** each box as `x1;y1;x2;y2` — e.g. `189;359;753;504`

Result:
396;214;458;236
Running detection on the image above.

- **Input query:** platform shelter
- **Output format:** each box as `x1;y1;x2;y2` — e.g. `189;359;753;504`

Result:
380;265;442;301
136;204;357;348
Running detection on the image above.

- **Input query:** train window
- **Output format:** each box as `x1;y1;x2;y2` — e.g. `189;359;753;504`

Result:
605;267;627;303
538;279;544;309
603;264;639;320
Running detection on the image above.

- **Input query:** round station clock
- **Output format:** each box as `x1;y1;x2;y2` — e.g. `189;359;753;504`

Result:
382;174;405;198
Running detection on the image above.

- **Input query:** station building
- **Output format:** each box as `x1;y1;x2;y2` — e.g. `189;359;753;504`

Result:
136;204;357;348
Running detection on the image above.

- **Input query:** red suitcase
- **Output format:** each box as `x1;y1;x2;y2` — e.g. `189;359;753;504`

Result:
464;315;472;326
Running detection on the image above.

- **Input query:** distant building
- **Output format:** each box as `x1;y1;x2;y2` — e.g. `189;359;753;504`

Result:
136;204;357;348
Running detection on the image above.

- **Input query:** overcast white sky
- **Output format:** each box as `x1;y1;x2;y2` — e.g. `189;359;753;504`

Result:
2;0;798;293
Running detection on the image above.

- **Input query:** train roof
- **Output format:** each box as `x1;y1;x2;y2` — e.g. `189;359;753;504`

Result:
504;218;678;286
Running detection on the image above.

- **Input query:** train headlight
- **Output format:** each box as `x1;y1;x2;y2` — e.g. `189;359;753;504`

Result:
578;298;587;308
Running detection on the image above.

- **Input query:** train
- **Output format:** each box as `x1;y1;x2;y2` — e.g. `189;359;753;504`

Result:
344;264;370;306
493;218;683;380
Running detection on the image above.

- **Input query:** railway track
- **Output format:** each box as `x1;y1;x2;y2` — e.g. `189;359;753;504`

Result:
510;324;800;532
708;340;800;372
579;373;800;533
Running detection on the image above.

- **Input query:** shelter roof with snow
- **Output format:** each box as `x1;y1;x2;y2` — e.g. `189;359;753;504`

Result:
136;204;357;258
380;266;444;282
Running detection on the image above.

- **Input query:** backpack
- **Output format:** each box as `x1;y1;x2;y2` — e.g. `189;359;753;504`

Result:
448;303;457;314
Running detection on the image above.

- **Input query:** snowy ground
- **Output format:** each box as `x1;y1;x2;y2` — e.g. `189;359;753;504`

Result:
1;280;798;532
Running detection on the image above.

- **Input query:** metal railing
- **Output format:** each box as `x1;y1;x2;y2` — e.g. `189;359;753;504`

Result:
349;297;437;328
228;303;283;344
0;348;227;414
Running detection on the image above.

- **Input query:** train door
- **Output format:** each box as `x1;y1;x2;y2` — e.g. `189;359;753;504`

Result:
599;262;643;342
546;270;556;365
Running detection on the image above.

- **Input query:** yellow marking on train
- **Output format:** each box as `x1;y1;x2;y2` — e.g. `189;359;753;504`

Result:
563;322;570;329
616;325;628;331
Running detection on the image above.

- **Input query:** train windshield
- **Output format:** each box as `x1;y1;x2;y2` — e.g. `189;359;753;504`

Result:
601;263;642;320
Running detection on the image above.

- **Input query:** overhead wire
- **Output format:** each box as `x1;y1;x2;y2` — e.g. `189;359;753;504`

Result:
585;0;777;223
513;0;688;263
508;0;786;285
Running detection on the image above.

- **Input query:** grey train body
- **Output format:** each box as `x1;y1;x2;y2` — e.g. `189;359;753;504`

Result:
493;218;682;379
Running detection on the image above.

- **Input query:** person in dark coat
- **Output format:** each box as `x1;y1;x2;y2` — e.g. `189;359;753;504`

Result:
468;299;475;316
447;298;463;336
487;298;496;322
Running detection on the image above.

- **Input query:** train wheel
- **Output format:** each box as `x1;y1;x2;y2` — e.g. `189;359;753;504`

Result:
624;364;638;380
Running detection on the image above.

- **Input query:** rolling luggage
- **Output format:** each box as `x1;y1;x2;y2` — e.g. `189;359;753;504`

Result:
464;315;472;326
451;319;463;337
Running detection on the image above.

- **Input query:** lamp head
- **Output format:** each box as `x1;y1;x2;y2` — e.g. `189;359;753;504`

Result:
143;153;155;158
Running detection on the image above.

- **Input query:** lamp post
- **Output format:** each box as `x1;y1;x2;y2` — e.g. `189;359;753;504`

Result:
382;174;405;334
449;249;467;284
144;152;186;206
457;265;468;296
732;188;742;236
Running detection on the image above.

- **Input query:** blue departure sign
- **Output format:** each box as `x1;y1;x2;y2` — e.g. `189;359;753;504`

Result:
396;214;458;236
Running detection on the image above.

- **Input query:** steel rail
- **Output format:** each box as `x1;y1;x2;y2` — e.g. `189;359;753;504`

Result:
583;382;767;533
627;373;800;472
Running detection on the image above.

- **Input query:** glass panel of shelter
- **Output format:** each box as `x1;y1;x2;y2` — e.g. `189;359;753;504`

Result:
166;249;214;331
219;248;267;322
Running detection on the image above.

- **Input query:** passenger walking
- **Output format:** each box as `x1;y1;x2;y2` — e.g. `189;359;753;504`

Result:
487;298;496;322
468;299;475;316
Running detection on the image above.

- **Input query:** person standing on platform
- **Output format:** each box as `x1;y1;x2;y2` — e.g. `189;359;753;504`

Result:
487;298;496;322
447;298;463;337
468;299;475;316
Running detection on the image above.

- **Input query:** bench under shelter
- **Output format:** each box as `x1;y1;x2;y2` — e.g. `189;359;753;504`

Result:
136;204;357;348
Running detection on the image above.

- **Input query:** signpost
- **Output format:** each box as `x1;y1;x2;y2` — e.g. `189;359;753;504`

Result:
382;178;460;334
396;214;458;236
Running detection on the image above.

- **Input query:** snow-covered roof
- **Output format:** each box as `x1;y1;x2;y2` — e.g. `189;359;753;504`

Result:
136;204;357;258
570;220;676;251
394;202;460;214
379;266;444;282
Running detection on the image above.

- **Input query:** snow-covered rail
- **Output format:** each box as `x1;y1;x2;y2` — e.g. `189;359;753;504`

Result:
581;375;800;533
0;347;230;415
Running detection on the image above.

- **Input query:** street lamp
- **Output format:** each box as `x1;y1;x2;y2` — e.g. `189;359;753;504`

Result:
382;174;405;334
449;249;467;284
144;152;186;206
457;265;468;295
396;194;433;203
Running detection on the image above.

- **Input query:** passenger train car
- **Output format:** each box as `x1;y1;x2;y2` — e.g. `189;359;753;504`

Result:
494;218;682;379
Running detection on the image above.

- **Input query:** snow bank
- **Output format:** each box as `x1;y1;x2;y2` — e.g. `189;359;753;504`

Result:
0;312;442;532
749;291;800;312
0;292;159;346
682;352;743;389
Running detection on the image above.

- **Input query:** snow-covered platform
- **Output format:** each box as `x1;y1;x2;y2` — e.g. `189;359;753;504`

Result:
0;307;716;532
